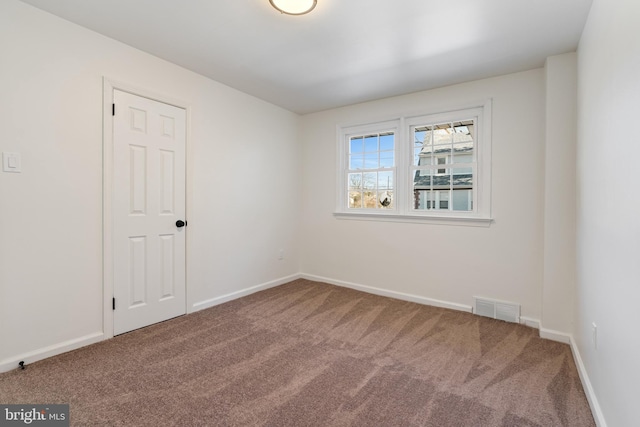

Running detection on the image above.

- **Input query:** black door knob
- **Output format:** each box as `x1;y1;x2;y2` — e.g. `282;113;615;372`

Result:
176;220;186;228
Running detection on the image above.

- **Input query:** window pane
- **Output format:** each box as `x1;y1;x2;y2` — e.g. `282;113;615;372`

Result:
413;169;431;190
348;173;362;190
350;137;363;153
434;145;451;157
364;135;378;152
453;121;474;142
452;167;473;188
378;171;393;190
419;151;436;166
414;127;432;166
363;190;377;208
433;124;452;145
378;190;393;209
453;151;472;164
414;147;423;166
363;172;376;190
348;191;362;208
349;154;364;170
380;151;394;168
452;189;472;211
433;173;450;188
380;133;394;151
348;174;364;209
439;191;450;210
364;152;379;169
413;190;433;210
433;123;452;158
427;129;434;146
453;120;474;163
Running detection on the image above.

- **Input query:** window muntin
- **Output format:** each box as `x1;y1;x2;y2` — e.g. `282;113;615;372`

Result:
347;131;395;210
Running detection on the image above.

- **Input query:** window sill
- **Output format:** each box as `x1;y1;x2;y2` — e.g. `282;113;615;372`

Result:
333;211;493;227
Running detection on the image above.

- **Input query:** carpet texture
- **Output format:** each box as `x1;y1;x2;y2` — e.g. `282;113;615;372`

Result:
0;279;595;426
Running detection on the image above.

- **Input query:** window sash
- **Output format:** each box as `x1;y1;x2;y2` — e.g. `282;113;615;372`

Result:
346;166;396;210
342;124;398;211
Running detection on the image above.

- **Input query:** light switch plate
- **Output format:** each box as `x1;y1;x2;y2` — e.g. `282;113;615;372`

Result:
3;152;21;173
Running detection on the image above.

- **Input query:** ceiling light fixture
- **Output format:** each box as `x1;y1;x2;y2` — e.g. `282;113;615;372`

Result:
269;0;317;15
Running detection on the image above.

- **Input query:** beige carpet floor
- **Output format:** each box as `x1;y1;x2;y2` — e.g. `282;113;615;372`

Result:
0;279;595;426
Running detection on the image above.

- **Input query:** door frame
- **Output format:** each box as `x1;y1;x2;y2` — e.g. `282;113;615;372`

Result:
102;78;191;339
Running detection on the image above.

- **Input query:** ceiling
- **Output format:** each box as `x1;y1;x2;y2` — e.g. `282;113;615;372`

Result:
19;0;593;114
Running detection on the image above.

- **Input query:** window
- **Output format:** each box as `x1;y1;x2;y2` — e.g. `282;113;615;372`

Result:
411;120;474;213
347;131;395;210
336;101;491;225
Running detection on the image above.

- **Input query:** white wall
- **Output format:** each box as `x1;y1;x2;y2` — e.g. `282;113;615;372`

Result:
0;0;300;368
542;53;577;335
299;70;546;320
6;6;637;425
576;0;640;425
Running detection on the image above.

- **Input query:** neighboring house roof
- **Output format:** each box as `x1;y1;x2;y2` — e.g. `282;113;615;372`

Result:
417;145;474;156
413;173;473;189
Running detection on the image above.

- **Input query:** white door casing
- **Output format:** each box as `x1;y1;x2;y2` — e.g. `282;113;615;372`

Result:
112;89;187;335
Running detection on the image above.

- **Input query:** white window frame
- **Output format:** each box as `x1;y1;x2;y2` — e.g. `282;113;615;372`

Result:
335;100;492;226
337;119;401;214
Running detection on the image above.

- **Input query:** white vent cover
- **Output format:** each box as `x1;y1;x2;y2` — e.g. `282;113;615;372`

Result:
474;297;520;323
475;298;496;318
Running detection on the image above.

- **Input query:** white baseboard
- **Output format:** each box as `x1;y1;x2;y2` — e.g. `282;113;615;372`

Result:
569;335;608;427
539;327;572;344
519;316;541;329
300;273;473;313
190;273;302;313
0;331;104;374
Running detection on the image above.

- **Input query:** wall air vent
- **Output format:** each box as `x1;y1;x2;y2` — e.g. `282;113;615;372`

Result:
474;297;520;323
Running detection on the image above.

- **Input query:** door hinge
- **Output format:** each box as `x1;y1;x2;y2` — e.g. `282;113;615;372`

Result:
112;297;115;310
112;103;115;116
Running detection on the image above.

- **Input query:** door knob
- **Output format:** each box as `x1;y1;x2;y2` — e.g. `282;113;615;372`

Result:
176;220;187;228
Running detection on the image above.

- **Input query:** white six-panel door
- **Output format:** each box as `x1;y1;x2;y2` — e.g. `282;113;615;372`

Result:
112;89;186;335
